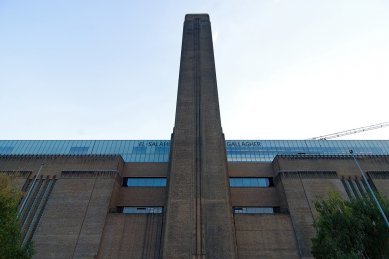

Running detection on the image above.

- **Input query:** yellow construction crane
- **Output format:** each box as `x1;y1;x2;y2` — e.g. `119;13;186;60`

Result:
308;122;389;140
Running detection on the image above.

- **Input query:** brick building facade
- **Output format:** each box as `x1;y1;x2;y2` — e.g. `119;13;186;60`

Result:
1;14;389;258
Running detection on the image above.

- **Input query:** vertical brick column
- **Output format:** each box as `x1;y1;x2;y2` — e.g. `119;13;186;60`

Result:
162;14;237;258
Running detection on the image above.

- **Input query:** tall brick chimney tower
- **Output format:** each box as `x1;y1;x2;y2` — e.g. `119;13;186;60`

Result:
162;14;237;258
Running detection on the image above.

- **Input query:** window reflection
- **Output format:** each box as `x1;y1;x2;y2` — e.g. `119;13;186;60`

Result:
122;207;163;214
123;177;167;187
1;140;389;163
229;177;273;187
68;146;89;155
233;207;279;214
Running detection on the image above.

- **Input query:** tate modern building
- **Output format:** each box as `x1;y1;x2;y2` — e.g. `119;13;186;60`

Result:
1;14;389;258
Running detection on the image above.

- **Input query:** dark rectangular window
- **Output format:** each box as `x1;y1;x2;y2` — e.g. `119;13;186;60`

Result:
68;146;89;155
233;207;279;214
123;177;167;187
122;207;163;214
229;177;273;187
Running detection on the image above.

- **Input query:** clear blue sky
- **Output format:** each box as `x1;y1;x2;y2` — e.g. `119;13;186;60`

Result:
1;0;388;140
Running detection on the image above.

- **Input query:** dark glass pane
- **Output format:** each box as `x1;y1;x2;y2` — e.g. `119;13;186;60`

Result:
122;207;163;214
229;178;272;187
233;207;274;214
124;177;167;187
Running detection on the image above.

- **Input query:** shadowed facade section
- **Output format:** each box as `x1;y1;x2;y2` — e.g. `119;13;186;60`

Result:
162;14;237;258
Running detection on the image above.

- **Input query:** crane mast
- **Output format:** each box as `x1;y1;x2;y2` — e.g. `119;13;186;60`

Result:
308;122;389;140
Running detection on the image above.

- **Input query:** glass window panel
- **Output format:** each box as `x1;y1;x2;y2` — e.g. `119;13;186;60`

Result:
138;179;144;186
33;140;44;154
122;207;163;214
69;146;89;155
50;140;59;153
233;207;275;214
108;140;116;154
46;140;56;154
46;140;55;154
11;141;18;153
58;140;67;154
35;140;46;155
132;146;146;154
92;140;102;154
229;178;272;187
27;140;37;154
2;140;389;163
0;146;14;154
5;141;14;153
243;178;257;187
124;178;167;187
53;140;64;154
17;140;29;154
26;140;35;154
